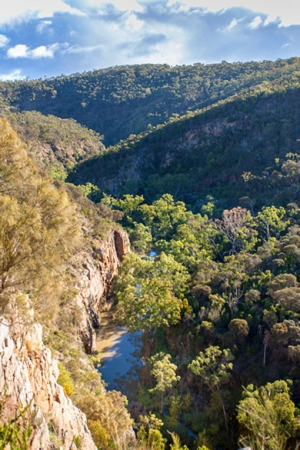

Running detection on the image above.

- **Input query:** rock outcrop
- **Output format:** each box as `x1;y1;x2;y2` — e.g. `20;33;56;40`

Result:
0;227;130;448
0;318;97;449
71;228;130;353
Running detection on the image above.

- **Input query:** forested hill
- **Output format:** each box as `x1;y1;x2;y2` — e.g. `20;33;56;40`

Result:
0;57;299;146
2;110;105;179
69;73;300;213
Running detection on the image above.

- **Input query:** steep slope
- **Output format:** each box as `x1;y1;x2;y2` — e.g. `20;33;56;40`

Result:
0;319;97;450
69;74;300;211
0;118;132;449
0;58;299;145
0;110;105;179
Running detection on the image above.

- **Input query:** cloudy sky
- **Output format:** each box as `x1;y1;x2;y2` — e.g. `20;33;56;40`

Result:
0;0;299;80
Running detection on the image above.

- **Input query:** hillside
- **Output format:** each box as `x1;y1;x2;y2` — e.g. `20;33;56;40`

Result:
69;73;300;212
0;57;299;145
0;109;105;179
0;118;133;449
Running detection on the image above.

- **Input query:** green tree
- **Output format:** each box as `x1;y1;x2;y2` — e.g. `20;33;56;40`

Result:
215;207;258;253
113;253;189;337
137;414;166;450
0;399;32;450
149;353;180;415
156;215;217;271
129;222;153;254
257;206;289;241
169;432;189;450
228;318;249;345
237;380;300;450
102;193;144;226
0;119;81;317
139;194;192;240
188;346;234;433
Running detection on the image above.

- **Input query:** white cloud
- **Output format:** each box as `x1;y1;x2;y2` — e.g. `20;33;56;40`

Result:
63;44;104;54
7;44;29;58
227;18;238;30
0;34;10;47
31;44;59;58
125;13;144;31
7;43;60;58
0;0;84;26
248;15;262;29
1;0;297;28
80;0;144;12
167;0;300;26
0;69;24;80
217;17;245;33
36;20;52;33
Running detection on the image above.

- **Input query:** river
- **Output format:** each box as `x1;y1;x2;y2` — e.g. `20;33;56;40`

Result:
96;312;142;396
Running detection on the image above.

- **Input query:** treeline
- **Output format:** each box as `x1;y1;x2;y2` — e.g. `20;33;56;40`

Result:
0;58;299;145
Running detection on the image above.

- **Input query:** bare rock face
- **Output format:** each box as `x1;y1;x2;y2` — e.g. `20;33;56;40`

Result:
0;319;97;450
71;228;130;353
0;228;130;448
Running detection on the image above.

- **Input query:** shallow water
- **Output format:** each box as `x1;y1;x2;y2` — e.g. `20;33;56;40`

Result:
96;312;142;392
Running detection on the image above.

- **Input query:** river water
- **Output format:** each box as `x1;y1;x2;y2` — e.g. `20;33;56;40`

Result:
96;312;142;395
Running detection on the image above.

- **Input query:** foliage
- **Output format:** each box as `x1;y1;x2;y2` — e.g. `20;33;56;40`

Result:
88;420;116;450
2;59;300;449
69;74;300;212
169;432;189;450
149;353;180;415
76;391;132;447
57;362;76;397
2;58;300;146
0;398;33;450
0;118;81;318
137;414;166;450
113;252;189;334
237;380;300;450
189;347;234;433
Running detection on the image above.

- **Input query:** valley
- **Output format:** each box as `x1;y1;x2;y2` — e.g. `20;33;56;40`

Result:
0;58;300;449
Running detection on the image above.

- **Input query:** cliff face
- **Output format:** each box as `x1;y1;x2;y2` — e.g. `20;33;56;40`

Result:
72;228;130;353
0;319;97;449
0;228;130;448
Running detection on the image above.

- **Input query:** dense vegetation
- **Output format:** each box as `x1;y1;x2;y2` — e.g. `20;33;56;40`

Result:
1;56;300;449
69;73;300;213
0;58;299;145
108;193;300;449
0;109;105;180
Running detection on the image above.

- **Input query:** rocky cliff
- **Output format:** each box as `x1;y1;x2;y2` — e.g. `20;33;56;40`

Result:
0;228;130;449
0;318;97;449
72;228;130;353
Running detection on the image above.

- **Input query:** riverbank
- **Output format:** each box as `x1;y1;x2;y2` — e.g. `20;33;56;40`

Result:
96;311;127;359
96;311;142;393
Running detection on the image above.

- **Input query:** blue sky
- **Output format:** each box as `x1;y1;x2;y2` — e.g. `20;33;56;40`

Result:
0;0;299;80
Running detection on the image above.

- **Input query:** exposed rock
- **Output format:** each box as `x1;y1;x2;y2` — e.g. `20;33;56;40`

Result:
71;228;130;353
0;227;130;448
0;318;97;449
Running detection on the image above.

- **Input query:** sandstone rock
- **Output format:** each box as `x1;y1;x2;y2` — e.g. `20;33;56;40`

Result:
72;228;130;353
0;318;97;449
